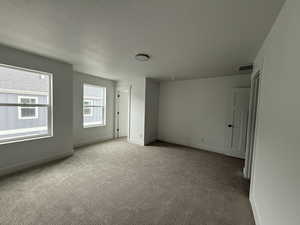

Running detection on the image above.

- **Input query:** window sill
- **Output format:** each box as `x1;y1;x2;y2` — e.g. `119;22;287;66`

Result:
83;124;106;129
0;134;53;146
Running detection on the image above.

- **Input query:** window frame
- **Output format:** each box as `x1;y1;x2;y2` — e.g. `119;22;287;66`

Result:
0;63;53;145
18;96;39;120
83;83;106;128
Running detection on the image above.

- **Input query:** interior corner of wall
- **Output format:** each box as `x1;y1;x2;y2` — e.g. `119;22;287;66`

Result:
249;192;261;225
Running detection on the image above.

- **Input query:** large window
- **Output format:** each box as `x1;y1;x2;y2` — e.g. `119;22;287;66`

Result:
0;64;52;144
83;84;106;128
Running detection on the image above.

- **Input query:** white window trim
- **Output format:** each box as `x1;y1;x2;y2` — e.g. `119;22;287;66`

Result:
0;63;53;145
83;83;106;128
84;121;105;128
0;88;48;96
18;96;39;120
83;99;93;117
84;96;102;100
0;126;47;136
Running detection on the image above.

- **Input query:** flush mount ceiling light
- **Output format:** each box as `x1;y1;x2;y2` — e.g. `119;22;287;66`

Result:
135;53;150;62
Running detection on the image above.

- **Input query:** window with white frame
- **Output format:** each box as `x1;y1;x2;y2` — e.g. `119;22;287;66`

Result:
0;64;52;144
18;96;39;119
83;84;106;128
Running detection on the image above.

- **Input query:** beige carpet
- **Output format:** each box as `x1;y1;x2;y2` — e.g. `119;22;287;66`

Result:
0;139;255;225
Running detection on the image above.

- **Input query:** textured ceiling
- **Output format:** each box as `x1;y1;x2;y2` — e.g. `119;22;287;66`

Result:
0;0;285;80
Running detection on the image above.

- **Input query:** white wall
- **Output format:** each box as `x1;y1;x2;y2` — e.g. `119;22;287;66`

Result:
73;72;115;147
116;90;129;137
0;45;73;176
117;77;146;145
144;78;160;145
158;75;250;156
250;1;300;225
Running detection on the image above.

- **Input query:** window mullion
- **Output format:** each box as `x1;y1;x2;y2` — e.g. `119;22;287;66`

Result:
0;103;49;107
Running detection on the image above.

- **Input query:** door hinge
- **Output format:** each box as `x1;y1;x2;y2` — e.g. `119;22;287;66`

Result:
117;129;119;132
117;112;119;115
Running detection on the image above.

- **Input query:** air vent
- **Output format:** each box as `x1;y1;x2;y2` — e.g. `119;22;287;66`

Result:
239;64;253;72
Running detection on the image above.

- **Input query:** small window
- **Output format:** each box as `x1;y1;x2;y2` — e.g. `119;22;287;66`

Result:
0;64;52;144
18;96;39;119
83;84;106;128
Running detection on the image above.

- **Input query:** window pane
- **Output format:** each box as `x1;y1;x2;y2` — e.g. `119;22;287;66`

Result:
21;108;36;117
92;99;104;106
0;66;49;104
0;64;52;143
84;108;91;114
83;99;93;106
83;84;106;127
21;98;29;104
0;106;48;142
83;106;104;127
83;84;104;100
83;107;92;117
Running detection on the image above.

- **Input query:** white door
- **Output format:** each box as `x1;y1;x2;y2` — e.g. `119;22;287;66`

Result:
228;88;250;159
116;91;129;138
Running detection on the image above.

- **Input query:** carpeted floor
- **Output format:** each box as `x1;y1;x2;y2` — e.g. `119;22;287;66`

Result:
0;139;255;225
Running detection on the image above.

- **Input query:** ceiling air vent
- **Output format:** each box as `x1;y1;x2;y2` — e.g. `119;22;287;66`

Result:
239;64;253;72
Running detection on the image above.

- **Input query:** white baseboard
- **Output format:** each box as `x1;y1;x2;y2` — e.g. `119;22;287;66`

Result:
128;139;145;146
144;137;157;145
73;136;113;149
250;194;261;225
0;151;73;178
195;143;229;155
195;143;246;159
1;136;114;177
157;138;244;159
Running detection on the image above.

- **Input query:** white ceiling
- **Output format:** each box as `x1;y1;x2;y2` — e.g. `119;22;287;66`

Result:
0;0;285;81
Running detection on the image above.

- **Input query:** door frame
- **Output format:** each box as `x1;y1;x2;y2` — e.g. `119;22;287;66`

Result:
244;71;261;179
115;85;131;141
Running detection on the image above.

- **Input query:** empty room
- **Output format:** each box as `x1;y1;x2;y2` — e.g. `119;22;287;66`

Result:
0;1;298;225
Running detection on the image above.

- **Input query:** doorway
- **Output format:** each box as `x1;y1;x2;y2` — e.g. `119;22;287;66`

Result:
116;90;129;139
227;88;250;159
244;72;260;179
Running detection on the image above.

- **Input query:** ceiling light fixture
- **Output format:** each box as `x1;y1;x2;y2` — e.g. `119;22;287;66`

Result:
135;53;150;62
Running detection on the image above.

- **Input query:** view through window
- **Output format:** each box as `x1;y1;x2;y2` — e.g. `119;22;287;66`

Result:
0;64;52;143
83;84;106;128
18;96;39;119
